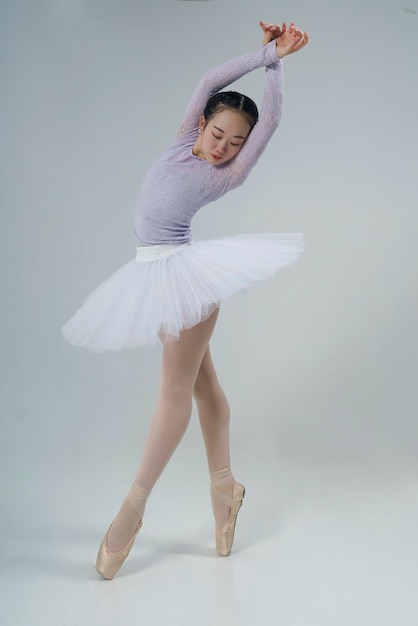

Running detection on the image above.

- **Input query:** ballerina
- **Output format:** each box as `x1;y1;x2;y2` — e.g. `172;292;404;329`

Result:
62;20;309;579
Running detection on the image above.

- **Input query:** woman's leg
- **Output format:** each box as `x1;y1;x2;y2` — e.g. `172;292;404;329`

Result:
193;347;237;530
193;347;231;472
106;309;219;552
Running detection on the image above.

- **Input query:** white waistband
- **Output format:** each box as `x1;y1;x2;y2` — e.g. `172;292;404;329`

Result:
135;242;190;261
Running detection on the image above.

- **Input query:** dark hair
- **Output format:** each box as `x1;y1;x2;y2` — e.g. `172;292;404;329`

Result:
203;91;259;129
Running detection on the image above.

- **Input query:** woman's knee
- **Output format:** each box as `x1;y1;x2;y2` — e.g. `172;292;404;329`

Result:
193;345;226;405
194;378;229;416
160;375;194;402
193;374;219;400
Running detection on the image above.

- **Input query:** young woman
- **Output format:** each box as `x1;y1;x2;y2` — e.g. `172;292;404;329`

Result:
62;21;309;579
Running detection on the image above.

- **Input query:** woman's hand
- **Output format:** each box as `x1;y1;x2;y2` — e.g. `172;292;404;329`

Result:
259;21;309;57
275;22;309;57
259;21;287;46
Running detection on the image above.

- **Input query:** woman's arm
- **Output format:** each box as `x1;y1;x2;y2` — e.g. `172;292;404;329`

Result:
227;52;282;184
227;22;309;186
176;40;281;139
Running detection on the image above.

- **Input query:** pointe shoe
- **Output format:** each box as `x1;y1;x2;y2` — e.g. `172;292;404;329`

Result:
95;519;142;580
211;482;245;557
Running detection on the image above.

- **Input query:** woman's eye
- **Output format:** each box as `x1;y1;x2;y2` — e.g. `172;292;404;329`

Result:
231;142;240;147
212;133;222;139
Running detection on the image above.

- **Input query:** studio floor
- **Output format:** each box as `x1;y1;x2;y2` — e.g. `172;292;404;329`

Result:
2;437;418;626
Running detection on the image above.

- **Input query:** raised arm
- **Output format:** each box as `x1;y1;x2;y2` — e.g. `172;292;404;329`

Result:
227;49;282;183
177;40;281;139
228;22;309;185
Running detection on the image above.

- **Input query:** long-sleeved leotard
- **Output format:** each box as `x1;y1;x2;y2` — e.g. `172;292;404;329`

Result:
134;40;283;245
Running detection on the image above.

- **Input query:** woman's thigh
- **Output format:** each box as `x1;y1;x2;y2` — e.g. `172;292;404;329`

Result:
160;308;220;389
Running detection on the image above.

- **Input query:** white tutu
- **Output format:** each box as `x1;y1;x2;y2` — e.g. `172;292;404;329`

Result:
61;233;304;352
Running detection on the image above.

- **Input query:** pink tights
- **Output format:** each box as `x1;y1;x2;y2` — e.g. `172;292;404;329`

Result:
107;309;237;552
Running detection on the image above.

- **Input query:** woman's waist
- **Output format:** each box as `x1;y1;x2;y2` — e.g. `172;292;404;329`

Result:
134;219;192;247
135;241;191;261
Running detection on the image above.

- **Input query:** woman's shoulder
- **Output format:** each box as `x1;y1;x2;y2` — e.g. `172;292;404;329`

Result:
175;124;199;144
145;131;200;172
158;129;198;161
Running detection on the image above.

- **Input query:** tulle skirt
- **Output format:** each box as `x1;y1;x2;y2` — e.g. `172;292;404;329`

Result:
61;233;304;352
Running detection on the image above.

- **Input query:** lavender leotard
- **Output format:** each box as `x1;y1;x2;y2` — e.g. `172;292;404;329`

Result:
134;40;283;245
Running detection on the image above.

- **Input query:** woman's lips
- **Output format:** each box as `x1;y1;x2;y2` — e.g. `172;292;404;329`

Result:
212;154;222;160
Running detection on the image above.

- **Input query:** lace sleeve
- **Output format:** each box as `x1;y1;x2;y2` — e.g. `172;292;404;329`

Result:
226;58;283;187
176;41;280;139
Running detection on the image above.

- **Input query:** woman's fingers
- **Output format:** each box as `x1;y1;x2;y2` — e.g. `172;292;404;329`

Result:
260;20;309;54
295;32;309;49
260;21;288;46
259;20;287;36
289;32;309;53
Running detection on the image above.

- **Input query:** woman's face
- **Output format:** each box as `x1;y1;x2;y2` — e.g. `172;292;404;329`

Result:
193;109;251;166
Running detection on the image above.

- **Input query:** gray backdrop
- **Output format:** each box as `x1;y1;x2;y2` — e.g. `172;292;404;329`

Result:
1;2;417;619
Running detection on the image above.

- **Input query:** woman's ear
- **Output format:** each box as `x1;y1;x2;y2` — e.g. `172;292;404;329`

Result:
199;115;206;132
